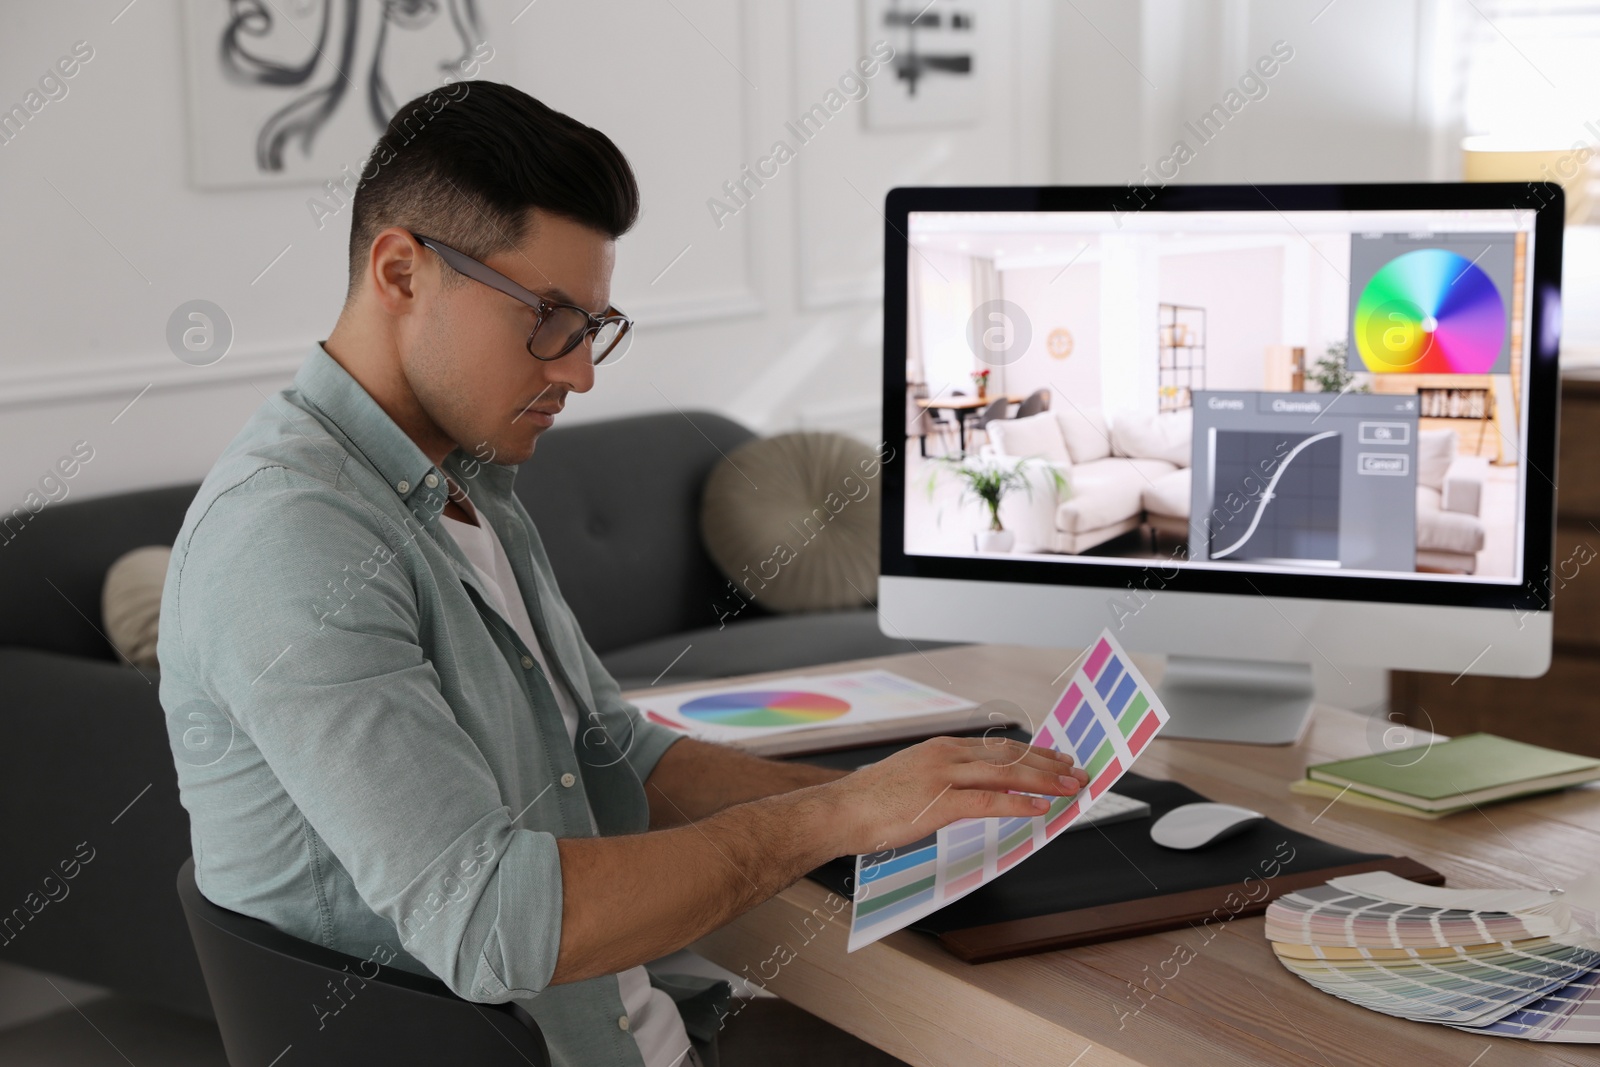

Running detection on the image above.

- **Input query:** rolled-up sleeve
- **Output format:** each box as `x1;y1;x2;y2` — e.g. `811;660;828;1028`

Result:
174;467;562;1001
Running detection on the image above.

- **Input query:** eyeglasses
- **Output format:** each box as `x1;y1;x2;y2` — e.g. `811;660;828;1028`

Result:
411;232;633;365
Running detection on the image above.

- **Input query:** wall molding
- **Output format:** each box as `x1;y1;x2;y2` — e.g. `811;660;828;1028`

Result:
0;344;309;413
800;272;882;310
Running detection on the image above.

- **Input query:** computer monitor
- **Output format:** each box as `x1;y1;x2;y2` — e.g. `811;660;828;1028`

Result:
880;183;1563;744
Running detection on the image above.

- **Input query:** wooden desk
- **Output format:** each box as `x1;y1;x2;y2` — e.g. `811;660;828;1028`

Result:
915;395;1023;412
668;644;1600;1066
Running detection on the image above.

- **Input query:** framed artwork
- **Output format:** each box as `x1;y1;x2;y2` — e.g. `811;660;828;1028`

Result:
860;0;983;130
180;0;509;189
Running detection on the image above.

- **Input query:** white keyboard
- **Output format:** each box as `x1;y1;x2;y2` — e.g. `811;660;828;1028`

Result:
1059;789;1151;833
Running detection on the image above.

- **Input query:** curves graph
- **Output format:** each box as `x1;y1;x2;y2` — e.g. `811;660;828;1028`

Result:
1211;431;1339;561
1354;249;1505;374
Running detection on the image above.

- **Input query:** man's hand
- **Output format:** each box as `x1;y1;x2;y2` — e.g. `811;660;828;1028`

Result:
551;735;1085;985
819;736;1087;855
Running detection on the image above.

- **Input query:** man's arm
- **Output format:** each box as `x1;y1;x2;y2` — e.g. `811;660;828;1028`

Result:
551;734;1085;986
642;737;849;829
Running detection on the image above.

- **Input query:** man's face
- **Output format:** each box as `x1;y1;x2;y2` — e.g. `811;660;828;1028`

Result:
403;210;616;466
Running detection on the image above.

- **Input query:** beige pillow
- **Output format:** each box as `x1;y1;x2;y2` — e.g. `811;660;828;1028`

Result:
103;545;171;669
1416;428;1458;491
700;433;881;613
1056;405;1112;463
988;411;1071;465
1111;409;1192;468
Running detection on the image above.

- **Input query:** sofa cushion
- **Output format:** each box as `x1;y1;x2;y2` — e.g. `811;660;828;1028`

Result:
1111;409;1192;467
0;646;212;1017
700;432;881;613
1054;457;1175;533
1443;454;1489;516
1055;405;1112;464
0;482;199;661
102;546;171;670
1416;428;1458;491
1417;486;1485;555
1142;468;1191;519
598;608;959;691
988;411;1072;465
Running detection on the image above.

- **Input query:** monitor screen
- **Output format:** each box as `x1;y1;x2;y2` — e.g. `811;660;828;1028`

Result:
885;185;1562;614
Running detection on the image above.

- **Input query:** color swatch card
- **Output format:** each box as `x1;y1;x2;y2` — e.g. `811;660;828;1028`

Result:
847;629;1170;952
632;669;978;744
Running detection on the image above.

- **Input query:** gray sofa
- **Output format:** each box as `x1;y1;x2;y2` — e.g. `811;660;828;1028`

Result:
0;410;942;1018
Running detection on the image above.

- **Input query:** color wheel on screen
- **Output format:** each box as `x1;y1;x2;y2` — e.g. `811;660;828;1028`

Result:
1354;248;1505;373
676;690;851;729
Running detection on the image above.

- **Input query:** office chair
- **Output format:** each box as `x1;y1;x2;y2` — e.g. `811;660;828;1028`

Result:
176;859;552;1067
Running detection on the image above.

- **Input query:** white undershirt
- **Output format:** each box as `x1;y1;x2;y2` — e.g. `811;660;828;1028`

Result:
440;506;692;1067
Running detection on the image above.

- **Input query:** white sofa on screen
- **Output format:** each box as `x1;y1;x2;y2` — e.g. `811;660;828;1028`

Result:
1415;428;1488;573
984;407;1192;553
988;410;1487;573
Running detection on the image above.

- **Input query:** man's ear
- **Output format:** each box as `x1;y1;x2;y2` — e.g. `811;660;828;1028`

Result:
368;228;424;316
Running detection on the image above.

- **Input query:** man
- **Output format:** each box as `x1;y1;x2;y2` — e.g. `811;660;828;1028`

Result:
157;80;1084;1067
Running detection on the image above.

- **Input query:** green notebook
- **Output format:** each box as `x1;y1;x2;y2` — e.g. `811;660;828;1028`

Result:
1306;733;1600;812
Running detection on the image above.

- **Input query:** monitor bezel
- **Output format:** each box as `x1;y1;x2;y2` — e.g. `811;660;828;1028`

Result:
879;182;1564;614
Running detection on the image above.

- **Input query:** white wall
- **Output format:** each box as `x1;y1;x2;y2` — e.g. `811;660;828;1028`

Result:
1000;262;1102;414
1158;244;1285;391
0;0;1057;508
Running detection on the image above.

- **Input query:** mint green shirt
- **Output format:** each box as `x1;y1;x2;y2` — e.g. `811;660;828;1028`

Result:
157;344;731;1065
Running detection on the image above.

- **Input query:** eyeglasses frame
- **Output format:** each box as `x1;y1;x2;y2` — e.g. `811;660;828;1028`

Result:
409;231;632;364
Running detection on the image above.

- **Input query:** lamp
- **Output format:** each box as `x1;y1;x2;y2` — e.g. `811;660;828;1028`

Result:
1462;133;1596;225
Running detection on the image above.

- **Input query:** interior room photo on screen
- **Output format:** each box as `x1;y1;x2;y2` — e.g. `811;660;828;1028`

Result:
904;210;1530;583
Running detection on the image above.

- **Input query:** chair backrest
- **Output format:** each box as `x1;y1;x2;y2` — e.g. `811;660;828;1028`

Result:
512;410;762;651
176;859;550;1067
975;397;1009;429
1015;388;1051;419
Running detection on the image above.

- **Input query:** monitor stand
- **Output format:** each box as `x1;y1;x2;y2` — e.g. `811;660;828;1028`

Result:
1156;656;1313;745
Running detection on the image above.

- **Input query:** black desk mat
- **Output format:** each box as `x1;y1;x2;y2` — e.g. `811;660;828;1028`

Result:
792;733;1441;962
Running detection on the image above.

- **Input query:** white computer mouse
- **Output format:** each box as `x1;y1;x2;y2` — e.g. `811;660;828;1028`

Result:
1149;802;1266;850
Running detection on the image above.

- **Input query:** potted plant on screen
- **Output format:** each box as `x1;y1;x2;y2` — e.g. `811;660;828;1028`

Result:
924;455;1067;553
971;367;991;400
1308;340;1369;394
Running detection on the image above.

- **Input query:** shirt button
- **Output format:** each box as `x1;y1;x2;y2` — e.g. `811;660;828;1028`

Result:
424;472;439;488
521;655;534;669
396;480;410;493
560;773;575;787
618;1015;630;1032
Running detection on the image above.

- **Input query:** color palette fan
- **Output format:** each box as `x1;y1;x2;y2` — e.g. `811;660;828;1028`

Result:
1353;248;1505;374
847;629;1169;952
1267;870;1600;1042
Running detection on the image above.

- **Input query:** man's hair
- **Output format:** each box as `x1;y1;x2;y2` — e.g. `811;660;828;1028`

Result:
346;80;639;295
